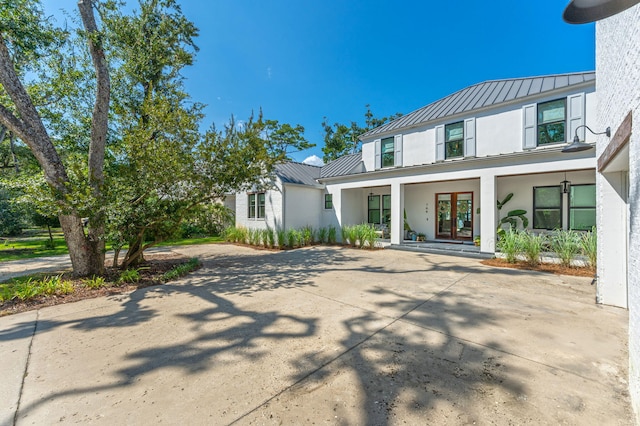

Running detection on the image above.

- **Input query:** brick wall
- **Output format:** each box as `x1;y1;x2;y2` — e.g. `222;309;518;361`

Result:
596;4;640;422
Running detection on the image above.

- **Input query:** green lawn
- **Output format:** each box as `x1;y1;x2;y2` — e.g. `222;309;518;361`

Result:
0;229;224;262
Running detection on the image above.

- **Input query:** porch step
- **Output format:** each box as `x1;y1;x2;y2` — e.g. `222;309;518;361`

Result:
388;243;494;260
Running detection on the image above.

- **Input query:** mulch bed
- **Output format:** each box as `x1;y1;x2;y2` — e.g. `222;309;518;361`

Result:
0;254;196;317
481;258;595;277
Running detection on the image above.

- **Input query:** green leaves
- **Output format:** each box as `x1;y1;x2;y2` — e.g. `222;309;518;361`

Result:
321;104;402;163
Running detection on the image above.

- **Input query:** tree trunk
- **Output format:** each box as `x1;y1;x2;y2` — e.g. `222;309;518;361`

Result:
79;0;110;276
122;235;146;269
112;247;121;268
0;5;109;277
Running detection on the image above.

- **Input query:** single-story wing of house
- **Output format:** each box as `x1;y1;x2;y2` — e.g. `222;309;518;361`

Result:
235;71;598;254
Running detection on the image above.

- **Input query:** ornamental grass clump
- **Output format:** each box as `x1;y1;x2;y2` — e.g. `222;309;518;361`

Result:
360;224;378;249
276;229;286;248
285;228;298;248
520;231;546;266
497;228;522;263
224;226;248;244
580;227;597;268
301;226;315;246
550;230;582;267
264;227;276;248
317;227;327;244
327;225;337;244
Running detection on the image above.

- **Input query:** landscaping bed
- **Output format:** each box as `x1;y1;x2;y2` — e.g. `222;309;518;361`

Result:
481;257;595;277
0;254;199;317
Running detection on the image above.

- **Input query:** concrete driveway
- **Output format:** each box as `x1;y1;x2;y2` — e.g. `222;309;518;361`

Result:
1;244;631;425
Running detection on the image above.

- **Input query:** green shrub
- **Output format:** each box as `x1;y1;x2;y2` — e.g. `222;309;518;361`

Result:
13;279;40;301
285;228;298;248
347;225;358;247
84;275;107;289
118;269;140;284
264;227;276;248
42;239;56;250
497;228;522;263
1;275;74;302
521;231;546;266
551;230;582;267
360;224;378;249
224;226;248;244
327;225;337;244
341;225;349;245
301;226;315;246
580;227;597;268
162;258;199;281
276;229;286;248
317;227;327;244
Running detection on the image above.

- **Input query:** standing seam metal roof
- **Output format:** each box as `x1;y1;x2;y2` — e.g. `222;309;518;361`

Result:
275;162;321;187
361;71;595;139
320;152;363;178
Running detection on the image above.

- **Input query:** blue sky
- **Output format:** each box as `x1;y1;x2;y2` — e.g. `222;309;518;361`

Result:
43;0;595;164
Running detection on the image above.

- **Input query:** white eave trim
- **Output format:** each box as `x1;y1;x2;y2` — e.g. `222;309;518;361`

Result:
317;145;595;183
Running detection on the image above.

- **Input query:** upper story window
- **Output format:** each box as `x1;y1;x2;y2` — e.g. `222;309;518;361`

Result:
435;119;475;162
537;99;566;146
523;94;583;151
445;121;464;159
248;192;265;219
374;135;402;169
381;137;395;168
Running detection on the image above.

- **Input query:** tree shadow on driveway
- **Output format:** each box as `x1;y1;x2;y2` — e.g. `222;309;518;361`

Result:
4;246;614;424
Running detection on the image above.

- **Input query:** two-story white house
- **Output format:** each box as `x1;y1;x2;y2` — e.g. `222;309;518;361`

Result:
236;71;598;254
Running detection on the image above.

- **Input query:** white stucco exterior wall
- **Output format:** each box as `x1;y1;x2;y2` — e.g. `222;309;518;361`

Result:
235;182;283;230
596;4;640;421
284;185;323;229
360;87;596;172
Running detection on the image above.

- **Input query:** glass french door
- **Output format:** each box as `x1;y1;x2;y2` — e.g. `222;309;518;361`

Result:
436;192;473;240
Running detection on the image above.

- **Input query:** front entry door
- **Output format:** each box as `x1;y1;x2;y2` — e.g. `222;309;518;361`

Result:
436;192;473;241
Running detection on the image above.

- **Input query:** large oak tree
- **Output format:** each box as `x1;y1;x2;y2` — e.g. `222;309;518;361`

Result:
0;0;108;276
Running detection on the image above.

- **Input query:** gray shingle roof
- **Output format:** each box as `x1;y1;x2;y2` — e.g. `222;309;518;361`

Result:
320;152;364;178
361;71;595;138
275;162;321;186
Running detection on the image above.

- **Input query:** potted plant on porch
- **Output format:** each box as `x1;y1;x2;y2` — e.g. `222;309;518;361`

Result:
474;235;481;246
403;209;412;240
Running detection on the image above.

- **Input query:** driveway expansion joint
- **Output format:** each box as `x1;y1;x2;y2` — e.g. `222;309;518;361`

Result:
13;310;39;426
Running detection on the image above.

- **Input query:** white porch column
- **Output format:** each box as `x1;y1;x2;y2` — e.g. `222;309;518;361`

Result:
597;171;628;308
333;189;343;228
390;182;404;245
480;173;497;253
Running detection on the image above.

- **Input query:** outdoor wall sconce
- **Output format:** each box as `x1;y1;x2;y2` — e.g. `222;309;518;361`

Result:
561;172;571;193
368;192;375;202
563;0;640;24
561;124;611;153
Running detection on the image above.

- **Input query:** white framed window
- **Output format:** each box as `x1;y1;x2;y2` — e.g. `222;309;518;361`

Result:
374;135;402;169
248;192;265;219
381;137;394;168
537;99;566;146
445;121;464;159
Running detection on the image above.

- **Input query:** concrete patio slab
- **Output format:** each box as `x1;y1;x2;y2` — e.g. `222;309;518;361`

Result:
0;244;631;425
